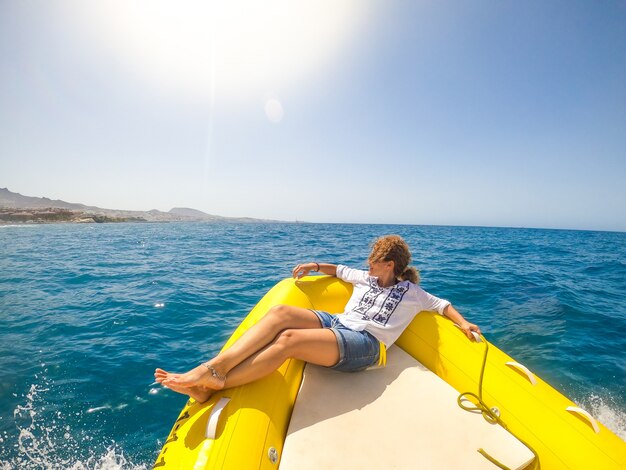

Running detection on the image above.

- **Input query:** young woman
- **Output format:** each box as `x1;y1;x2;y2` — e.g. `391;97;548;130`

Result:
155;235;481;403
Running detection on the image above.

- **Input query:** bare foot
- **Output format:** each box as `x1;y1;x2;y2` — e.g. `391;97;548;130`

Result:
155;364;226;391
161;381;214;403
154;368;170;383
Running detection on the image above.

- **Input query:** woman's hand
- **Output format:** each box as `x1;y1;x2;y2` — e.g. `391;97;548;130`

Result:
442;305;482;342
458;321;482;341
292;263;318;279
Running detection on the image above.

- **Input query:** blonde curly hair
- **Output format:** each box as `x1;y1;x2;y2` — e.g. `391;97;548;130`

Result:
368;235;420;284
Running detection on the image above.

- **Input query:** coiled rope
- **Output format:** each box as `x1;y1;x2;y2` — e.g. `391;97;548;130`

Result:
457;333;540;470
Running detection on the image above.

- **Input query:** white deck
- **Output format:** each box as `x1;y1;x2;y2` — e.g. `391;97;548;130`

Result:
280;346;534;469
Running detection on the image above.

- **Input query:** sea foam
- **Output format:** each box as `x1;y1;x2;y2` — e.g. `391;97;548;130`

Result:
1;383;150;470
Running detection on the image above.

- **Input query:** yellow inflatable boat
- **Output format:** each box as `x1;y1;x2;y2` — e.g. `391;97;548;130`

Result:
155;276;626;469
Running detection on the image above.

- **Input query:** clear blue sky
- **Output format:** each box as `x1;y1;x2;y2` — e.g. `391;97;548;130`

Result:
1;1;625;231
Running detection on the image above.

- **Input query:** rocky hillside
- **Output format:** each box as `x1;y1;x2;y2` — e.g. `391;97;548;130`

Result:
0;188;276;224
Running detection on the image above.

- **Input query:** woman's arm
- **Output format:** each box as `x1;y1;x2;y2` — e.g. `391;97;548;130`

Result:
292;262;337;279
443;304;482;341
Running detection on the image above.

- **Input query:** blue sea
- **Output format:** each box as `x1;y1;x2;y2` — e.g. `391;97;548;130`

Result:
1;222;625;468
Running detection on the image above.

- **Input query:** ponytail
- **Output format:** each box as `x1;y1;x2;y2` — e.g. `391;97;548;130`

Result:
399;266;420;284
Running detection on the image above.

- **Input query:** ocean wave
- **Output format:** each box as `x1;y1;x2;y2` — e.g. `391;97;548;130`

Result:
576;392;626;442
0;445;149;470
1;382;152;469
0;224;38;229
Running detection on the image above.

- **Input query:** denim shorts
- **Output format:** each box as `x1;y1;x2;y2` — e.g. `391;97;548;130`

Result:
310;310;380;372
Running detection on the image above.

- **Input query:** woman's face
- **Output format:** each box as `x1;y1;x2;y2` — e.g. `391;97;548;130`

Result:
368;259;394;278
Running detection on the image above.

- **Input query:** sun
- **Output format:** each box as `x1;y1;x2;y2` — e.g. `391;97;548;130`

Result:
64;0;369;101
265;98;284;123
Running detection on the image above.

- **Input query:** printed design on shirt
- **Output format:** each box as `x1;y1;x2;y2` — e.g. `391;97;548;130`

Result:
354;278;409;326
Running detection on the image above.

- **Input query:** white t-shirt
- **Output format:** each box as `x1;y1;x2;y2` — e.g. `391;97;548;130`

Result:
335;264;451;346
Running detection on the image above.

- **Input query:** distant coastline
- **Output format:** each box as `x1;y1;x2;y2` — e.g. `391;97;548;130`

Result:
0;188;281;225
0;207;146;224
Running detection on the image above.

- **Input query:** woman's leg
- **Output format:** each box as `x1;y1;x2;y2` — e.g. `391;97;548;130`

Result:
220;327;339;389
161;328;338;393
157;327;339;403
155;305;323;389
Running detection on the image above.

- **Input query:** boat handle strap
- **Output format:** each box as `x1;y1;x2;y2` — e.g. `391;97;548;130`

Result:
505;362;537;386
566;406;600;434
205;397;231;439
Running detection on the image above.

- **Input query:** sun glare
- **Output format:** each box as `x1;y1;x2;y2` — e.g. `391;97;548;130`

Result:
265;98;284;123
65;0;368;101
